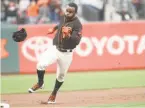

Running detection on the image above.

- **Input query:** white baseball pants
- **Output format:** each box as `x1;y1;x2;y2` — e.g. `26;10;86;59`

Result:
37;45;73;82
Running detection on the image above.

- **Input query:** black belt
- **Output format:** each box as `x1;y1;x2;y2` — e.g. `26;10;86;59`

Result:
57;47;72;52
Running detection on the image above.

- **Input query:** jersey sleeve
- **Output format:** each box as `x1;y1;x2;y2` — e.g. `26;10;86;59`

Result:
70;21;82;45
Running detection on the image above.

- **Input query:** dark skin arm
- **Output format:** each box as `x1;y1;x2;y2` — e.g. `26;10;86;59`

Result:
47;25;59;34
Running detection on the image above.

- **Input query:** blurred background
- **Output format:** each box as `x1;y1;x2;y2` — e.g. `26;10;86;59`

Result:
1;1;145;107
1;0;145;25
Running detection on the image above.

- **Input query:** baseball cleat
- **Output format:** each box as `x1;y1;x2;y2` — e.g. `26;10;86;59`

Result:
47;94;56;104
28;83;44;93
28;88;35;93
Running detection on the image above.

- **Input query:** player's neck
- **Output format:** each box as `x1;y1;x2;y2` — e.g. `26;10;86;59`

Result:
66;15;76;22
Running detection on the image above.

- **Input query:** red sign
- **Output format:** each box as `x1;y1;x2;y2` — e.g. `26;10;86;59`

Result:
18;22;145;74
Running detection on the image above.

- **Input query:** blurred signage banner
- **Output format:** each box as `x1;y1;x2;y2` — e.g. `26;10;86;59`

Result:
1;25;19;73
0;39;9;59
18;21;145;74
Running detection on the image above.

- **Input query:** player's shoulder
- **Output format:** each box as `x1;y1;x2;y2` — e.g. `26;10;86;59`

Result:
60;15;65;21
74;17;82;26
75;17;81;23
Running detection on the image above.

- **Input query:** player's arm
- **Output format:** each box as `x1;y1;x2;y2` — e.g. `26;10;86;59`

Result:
69;21;82;44
54;25;59;31
47;25;59;34
47;16;64;34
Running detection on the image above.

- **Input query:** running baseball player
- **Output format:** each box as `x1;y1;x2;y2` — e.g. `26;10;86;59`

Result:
28;3;82;104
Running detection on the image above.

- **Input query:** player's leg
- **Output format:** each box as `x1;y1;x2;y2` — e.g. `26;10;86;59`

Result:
28;46;58;93
48;51;73;103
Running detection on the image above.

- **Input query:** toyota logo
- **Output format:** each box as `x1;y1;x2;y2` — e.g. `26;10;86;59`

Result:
22;36;53;62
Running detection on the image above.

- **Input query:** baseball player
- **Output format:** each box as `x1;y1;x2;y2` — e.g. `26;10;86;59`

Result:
28;3;82;104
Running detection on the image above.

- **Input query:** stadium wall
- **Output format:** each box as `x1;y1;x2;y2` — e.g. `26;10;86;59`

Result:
1;21;145;74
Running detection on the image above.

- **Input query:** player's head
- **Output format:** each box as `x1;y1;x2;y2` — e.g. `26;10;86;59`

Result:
65;3;78;19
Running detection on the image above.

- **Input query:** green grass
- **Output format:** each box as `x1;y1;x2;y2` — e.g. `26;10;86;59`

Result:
85;102;145;107
1;70;145;94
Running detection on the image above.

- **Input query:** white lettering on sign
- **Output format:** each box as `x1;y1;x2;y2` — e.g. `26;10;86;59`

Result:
124;36;138;55
107;35;125;55
22;35;145;61
75;37;93;57
137;35;145;54
76;35;145;57
91;37;107;56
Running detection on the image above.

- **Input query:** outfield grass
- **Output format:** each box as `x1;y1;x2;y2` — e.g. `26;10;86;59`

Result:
85;102;145;107
1;70;145;94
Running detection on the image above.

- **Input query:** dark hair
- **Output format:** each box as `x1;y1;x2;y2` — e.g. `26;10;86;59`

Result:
68;3;78;13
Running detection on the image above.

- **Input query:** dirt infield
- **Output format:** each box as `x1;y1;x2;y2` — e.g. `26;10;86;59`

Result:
1;87;145;108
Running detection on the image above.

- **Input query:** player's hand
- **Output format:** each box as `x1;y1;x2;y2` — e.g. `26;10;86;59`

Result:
47;28;55;34
62;26;72;38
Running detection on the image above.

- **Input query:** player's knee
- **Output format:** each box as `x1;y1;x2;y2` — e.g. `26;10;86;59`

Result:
57;73;65;82
37;62;46;70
